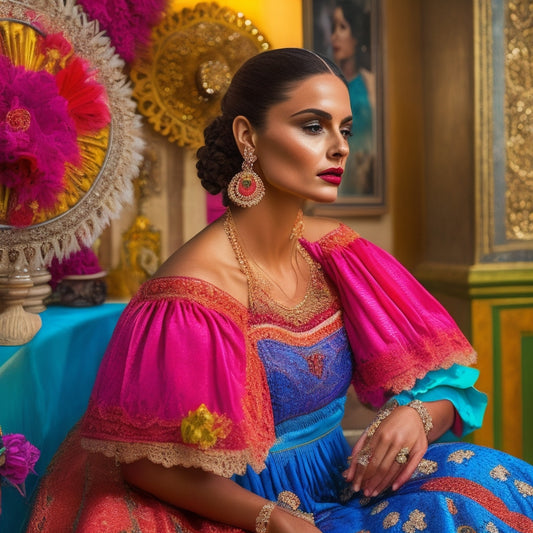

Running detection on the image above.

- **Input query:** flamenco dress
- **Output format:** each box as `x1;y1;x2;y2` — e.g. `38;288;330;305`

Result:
26;221;533;532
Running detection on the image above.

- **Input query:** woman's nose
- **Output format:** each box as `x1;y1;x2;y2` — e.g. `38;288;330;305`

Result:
330;137;349;159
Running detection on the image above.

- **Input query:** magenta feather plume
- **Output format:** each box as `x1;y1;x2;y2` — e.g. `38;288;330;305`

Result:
76;0;168;62
0;56;79;212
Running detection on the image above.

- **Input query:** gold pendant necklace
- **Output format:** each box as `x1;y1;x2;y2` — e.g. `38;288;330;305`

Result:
223;209;335;325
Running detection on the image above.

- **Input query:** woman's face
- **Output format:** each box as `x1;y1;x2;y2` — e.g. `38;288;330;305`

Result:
331;7;357;64
253;73;352;204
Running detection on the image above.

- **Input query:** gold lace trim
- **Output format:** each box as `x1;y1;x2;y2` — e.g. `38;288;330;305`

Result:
249;310;343;346
313;223;360;255
81;437;265;477
137;276;249;325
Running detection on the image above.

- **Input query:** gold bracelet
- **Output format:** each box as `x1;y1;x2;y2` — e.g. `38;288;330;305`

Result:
277;491;315;525
366;399;398;438
407;399;433;437
256;502;275;533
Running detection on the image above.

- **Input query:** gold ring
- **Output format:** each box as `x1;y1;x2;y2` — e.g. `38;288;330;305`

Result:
356;447;372;466
395;446;410;464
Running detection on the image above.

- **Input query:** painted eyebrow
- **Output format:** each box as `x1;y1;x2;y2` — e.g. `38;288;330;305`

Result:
290;108;352;124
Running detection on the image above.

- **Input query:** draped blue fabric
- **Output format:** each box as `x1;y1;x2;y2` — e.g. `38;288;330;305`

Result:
0;303;125;533
235;400;533;532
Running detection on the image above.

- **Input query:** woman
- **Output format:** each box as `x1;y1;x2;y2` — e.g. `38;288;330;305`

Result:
331;0;374;195
27;48;533;532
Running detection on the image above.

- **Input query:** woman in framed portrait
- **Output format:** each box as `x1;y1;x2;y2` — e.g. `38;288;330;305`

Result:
331;0;375;196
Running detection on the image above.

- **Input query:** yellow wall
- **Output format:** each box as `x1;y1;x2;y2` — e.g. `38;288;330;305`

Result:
170;0;302;48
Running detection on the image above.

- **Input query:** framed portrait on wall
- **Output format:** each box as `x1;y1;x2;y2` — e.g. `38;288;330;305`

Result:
303;0;385;215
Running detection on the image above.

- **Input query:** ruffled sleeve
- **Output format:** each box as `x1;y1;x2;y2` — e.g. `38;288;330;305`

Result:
301;225;477;409
393;364;488;440
80;277;275;477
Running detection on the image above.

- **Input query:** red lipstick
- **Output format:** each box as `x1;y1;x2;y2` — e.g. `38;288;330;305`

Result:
318;167;343;185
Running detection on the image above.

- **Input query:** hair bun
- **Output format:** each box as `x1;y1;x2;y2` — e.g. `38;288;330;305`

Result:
196;116;241;201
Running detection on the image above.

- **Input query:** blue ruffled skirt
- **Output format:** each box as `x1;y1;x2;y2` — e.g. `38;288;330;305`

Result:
233;397;533;532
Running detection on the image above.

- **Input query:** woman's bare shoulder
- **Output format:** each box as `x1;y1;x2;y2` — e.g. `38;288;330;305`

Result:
155;221;228;280
152;220;248;304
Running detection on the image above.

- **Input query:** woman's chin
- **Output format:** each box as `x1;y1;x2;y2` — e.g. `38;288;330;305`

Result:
312;193;339;205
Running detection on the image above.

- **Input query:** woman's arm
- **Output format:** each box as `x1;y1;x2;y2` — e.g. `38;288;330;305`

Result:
344;399;454;498
121;460;321;533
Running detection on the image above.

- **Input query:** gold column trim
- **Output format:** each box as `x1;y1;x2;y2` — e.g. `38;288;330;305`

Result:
474;0;495;261
415;261;533;298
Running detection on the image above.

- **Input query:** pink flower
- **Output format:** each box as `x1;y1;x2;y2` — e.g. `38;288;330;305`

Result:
0;433;40;494
76;0;167;62
49;246;103;288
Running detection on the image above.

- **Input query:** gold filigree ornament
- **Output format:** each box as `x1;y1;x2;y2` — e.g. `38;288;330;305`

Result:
0;0;144;272
130;2;270;149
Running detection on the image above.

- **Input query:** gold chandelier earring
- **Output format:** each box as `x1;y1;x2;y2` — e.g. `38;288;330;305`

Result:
227;146;265;207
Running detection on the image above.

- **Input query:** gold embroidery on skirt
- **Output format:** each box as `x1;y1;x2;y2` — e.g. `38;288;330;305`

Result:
383;511;400;528
416;459;438;475
447;449;475;464
402;509;427;532
490;465;510;481
446;497;458;514
371;500;389;515
515;479;533;497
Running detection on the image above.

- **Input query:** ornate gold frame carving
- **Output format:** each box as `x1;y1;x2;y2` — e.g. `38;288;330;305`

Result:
130;2;269;149
476;0;533;261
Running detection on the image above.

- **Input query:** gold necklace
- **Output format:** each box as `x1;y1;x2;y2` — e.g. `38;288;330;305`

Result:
223;209;335;325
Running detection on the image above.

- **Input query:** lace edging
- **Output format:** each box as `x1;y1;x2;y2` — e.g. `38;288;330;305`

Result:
355;345;478;408
312;224;360;255
80;437;266;477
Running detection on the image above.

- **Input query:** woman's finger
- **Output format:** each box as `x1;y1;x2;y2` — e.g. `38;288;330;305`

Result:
392;445;427;491
351;435;393;494
360;441;405;497
365;444;414;496
343;432;369;484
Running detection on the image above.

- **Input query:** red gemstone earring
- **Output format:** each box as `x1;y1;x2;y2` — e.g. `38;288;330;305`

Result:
227;146;265;207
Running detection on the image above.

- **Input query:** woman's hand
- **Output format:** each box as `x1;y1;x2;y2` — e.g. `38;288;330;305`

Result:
268;507;323;533
343;405;428;497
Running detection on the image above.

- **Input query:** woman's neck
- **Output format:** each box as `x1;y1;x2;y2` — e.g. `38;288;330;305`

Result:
228;202;304;271
339;55;359;82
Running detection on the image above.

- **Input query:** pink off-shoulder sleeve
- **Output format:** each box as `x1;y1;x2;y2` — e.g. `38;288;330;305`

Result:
80;277;275;477
301;225;477;409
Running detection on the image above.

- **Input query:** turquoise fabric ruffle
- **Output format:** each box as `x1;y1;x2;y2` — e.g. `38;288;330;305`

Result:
392;364;488;441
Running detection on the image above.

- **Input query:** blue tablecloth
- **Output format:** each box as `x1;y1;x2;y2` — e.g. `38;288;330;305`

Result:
0;303;126;533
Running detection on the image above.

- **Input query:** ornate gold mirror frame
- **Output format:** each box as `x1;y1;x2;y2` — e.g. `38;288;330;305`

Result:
130;2;270;149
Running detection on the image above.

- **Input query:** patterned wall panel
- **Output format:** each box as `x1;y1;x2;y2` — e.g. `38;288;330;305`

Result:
476;0;533;263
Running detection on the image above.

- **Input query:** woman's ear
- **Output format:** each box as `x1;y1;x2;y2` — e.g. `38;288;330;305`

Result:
232;115;256;155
